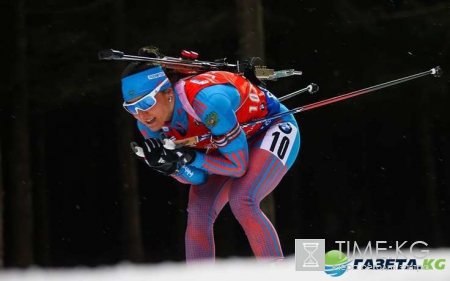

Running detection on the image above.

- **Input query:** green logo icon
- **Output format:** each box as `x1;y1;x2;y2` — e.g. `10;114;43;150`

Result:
325;250;350;277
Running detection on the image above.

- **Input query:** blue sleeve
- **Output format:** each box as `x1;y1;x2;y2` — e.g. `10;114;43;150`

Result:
172;165;207;185
188;84;249;178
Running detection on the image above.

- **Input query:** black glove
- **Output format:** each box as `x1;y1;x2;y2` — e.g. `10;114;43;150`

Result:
131;138;196;174
130;140;178;176
144;138;174;166
159;138;196;165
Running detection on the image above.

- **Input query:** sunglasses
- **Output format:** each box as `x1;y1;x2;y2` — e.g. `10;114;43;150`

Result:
123;78;169;114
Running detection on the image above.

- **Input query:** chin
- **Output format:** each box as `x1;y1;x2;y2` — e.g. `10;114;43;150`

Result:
147;122;163;132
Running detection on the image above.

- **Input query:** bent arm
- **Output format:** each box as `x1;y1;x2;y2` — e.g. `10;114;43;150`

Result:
188;85;249;178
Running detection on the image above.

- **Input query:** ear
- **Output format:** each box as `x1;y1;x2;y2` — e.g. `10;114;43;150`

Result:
166;87;174;98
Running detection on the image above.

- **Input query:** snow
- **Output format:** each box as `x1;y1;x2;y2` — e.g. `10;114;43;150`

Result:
1;250;450;281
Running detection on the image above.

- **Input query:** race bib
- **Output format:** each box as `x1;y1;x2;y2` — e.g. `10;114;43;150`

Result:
260;122;298;165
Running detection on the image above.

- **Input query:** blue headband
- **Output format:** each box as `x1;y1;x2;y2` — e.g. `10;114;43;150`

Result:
121;66;171;102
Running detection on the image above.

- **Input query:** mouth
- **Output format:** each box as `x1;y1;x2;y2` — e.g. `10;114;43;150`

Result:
145;117;156;125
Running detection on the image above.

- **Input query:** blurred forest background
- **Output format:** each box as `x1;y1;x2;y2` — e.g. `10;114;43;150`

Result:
1;0;449;268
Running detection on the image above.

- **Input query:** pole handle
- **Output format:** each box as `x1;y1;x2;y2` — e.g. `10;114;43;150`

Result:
432;66;442;78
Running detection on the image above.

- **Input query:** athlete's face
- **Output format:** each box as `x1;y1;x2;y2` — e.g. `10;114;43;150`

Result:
128;88;175;131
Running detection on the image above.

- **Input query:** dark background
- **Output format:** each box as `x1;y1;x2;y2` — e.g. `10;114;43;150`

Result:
1;0;449;268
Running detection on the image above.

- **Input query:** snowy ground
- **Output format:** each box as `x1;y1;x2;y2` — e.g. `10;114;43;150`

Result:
1;250;450;281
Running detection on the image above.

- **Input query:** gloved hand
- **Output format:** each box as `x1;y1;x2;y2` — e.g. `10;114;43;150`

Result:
130;140;178;176
143;138;173;166
130;138;196;174
159;138;196;165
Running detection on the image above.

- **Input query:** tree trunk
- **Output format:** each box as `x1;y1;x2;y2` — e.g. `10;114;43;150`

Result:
419;116;442;245
236;0;265;61
236;0;276;223
113;0;144;263
33;119;50;266
0;139;4;268
9;0;33;267
115;112;145;262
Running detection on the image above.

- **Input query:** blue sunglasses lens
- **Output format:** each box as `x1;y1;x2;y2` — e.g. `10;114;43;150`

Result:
124;94;157;114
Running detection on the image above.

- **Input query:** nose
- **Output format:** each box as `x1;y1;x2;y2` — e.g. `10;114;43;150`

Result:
135;109;151;120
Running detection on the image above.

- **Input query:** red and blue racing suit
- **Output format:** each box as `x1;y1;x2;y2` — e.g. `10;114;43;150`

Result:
138;71;300;262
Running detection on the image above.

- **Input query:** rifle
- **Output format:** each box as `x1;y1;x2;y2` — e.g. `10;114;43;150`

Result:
98;49;302;86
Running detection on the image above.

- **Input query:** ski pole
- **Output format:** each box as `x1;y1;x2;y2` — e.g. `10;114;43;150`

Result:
278;83;319;102
243;66;442;126
173;66;442;145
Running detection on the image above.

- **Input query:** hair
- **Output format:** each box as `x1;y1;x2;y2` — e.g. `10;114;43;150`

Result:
121;46;190;83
